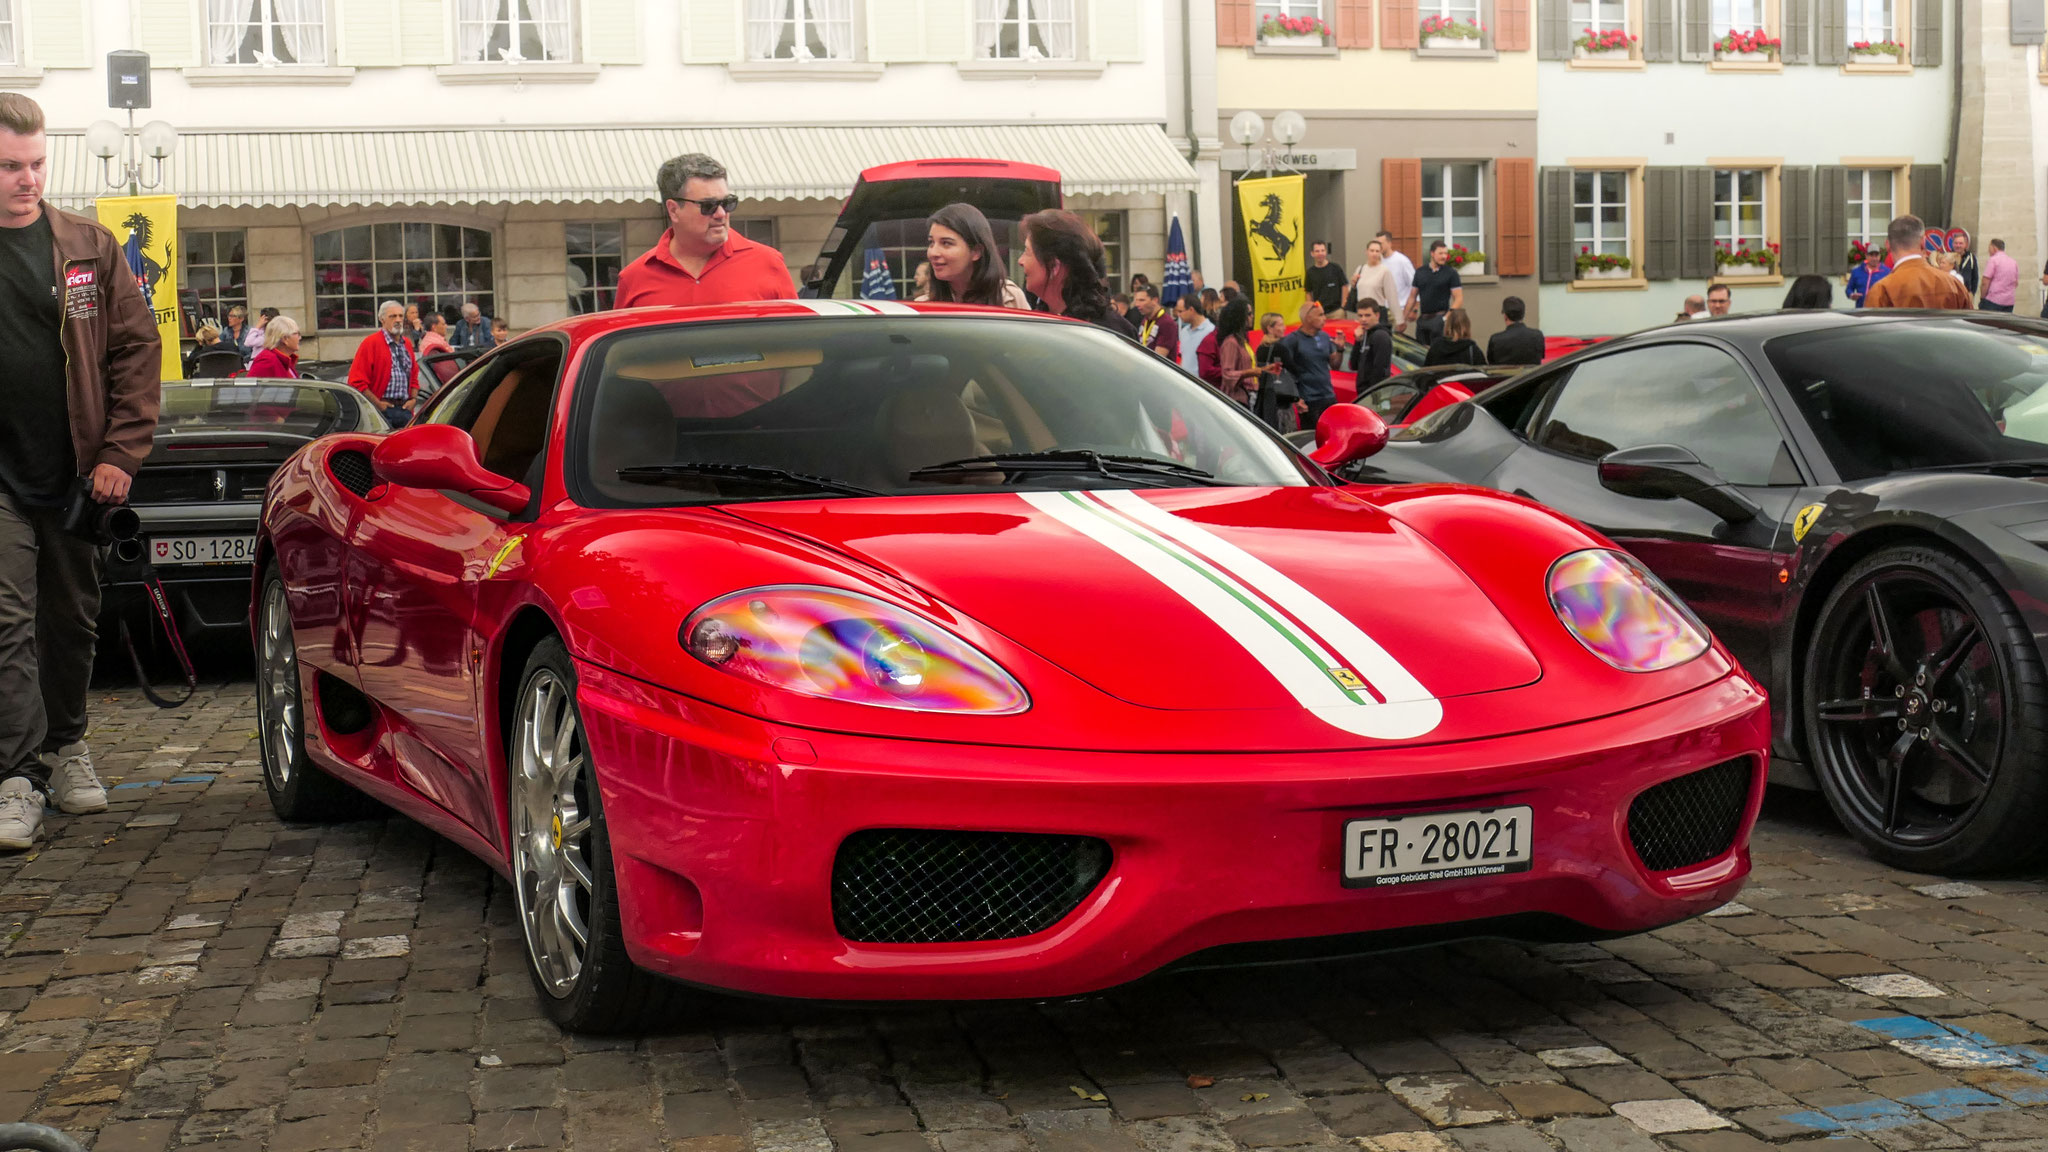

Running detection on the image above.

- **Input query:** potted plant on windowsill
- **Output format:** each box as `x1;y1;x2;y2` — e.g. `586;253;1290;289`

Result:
1848;38;1906;64
1445;244;1488;276
1713;241;1779;277
1572;28;1638;60
1420;15;1487;50
1712;28;1780;62
1575;250;1633;281
1258;14;1332;47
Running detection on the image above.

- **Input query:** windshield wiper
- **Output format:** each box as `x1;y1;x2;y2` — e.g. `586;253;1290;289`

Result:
615;462;885;498
907;449;1222;486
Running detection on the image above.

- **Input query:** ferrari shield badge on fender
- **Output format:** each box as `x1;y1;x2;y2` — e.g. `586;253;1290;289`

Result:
1792;502;1825;543
1023;489;1444;739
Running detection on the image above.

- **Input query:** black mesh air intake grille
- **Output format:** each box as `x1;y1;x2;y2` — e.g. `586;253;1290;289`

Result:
329;450;376;497
1627;758;1753;872
832;829;1112;944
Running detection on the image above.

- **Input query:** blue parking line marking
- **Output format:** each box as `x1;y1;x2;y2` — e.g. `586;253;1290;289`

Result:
109;781;161;790
168;775;215;783
1780;1098;1918;1132
1777;1018;2048;1133
1900;1087;2006;1121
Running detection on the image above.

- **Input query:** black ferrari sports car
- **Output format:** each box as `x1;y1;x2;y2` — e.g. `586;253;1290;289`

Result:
105;379;387;645
1344;310;2048;874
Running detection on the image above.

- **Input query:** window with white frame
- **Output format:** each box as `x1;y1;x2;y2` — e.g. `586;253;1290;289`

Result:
457;0;574;64
1568;0;1628;37
1254;0;1326;20
1710;0;1764;35
0;0;18;67
745;0;857;60
1420;0;1484;29
566;222;624;315
1713;168;1768;250
1420;163;1485;257
1572;171;1630;258
974;0;1077;61
208;0;329;66
1846;0;1892;42
182;230;248;323
312;223;495;331
1076;210;1127;292
1846;169;1895;250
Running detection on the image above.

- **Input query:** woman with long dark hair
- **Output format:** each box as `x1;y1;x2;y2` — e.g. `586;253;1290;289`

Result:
920;203;1030;309
1781;274;1833;309
1019;210;1137;337
1214;298;1264;407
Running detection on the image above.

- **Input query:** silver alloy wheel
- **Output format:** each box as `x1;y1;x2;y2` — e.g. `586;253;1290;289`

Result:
257;582;299;792
511;669;595;999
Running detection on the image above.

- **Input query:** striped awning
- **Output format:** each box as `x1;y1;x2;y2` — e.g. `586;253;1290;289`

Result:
43;122;1197;210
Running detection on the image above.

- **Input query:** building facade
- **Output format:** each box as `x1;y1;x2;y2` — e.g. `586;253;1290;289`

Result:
1210;0;1541;339
9;0;1197;358
1536;0;1953;334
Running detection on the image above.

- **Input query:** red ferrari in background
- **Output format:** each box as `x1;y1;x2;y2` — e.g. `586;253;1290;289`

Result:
255;301;1769;1031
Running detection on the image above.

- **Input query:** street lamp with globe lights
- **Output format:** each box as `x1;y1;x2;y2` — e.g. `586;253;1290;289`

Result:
1230;109;1308;178
85;116;178;197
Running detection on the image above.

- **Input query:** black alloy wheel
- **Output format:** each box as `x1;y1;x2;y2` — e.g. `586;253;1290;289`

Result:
1803;545;2048;874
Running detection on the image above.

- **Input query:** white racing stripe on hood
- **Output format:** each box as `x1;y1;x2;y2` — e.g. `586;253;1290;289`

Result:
790;299;879;316
1022;489;1443;739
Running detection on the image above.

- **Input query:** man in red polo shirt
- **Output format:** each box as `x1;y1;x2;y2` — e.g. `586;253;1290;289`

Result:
616;153;795;307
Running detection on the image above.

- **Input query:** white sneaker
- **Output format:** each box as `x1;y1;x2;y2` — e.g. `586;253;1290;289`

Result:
42;742;107;815
0;777;42;850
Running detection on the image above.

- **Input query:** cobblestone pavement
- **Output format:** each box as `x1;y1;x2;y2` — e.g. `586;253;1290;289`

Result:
12;684;2048;1151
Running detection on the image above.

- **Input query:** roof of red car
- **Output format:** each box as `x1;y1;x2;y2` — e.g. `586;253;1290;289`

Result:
856;159;1063;186
535;299;1064;341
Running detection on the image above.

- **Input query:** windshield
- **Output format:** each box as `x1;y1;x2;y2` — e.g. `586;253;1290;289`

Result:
1765;319;2048;479
157;382;371;437
573;316;1311;506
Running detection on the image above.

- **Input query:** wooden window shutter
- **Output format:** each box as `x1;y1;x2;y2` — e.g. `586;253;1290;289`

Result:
1779;166;1816;276
1816;0;1846;64
1382;0;1420;48
22;0;91;68
1644;167;1681;280
580;0;641;64
1496;158;1536;276
1912;0;1941;66
1678;166;1715;280
335;0;403;67
926;0;967;60
1383;158;1423;260
134;0;199;67
1336;0;1374;48
398;0;452;66
1090;0;1144;61
1782;0;1811;62
1815;166;1849;270
1536;0;1569;57
1679;0;1709;60
1910;164;1947;225
1539;168;1573;283
683;0;744;62
1496;0;1531;49
1642;0;1678;60
1217;0;1253;46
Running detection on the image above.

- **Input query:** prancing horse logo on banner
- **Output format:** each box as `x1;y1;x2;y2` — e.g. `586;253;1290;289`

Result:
1247;192;1298;264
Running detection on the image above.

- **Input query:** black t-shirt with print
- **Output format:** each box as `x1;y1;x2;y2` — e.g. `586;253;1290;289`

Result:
0;213;72;505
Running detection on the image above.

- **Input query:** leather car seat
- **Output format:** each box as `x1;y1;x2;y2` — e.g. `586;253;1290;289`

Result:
589;378;678;499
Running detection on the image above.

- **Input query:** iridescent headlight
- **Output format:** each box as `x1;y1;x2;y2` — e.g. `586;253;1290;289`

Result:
681;586;1029;713
1547;550;1710;673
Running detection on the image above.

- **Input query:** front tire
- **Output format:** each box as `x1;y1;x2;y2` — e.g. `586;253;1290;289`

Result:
255;565;363;822
1802;545;2048;873
509;637;681;1031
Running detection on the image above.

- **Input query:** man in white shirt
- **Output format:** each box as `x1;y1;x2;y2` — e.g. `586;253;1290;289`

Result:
1375;229;1416;334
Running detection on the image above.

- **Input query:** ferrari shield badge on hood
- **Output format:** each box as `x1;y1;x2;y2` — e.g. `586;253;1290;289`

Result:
1023;489;1444;739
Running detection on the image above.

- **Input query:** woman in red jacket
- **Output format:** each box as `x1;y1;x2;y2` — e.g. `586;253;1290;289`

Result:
247;316;302;379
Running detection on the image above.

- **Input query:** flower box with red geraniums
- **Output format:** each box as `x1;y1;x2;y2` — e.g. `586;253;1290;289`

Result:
1712;28;1780;62
1576;250;1634;280
1714;240;1779;277
1573;29;1638;59
1258;14;1332;46
1848;38;1906;63
1421;15;1487;49
1444;244;1488;275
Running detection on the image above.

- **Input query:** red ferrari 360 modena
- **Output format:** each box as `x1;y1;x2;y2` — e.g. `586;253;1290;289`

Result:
255;301;1769;1031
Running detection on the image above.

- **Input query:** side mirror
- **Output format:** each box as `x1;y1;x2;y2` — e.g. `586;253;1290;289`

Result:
1597;444;1759;523
1309;403;1389;468
371;423;531;515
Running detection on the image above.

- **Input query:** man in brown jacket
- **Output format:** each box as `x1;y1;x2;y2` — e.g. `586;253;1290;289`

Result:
0;93;163;850
1865;214;1973;311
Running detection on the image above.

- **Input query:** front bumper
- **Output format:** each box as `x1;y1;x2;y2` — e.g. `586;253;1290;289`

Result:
574;662;1770;1002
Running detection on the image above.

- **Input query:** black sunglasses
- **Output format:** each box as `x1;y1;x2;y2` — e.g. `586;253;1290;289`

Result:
671;194;740;216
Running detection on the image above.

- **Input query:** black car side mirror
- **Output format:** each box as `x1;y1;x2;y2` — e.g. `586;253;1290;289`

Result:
1597;444;1760;524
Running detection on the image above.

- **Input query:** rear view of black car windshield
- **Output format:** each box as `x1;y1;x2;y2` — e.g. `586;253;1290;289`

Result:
159;384;351;438
1765;319;2048;480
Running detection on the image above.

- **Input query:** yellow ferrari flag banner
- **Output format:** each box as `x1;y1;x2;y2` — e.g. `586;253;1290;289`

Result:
1236;175;1307;324
94;194;181;379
